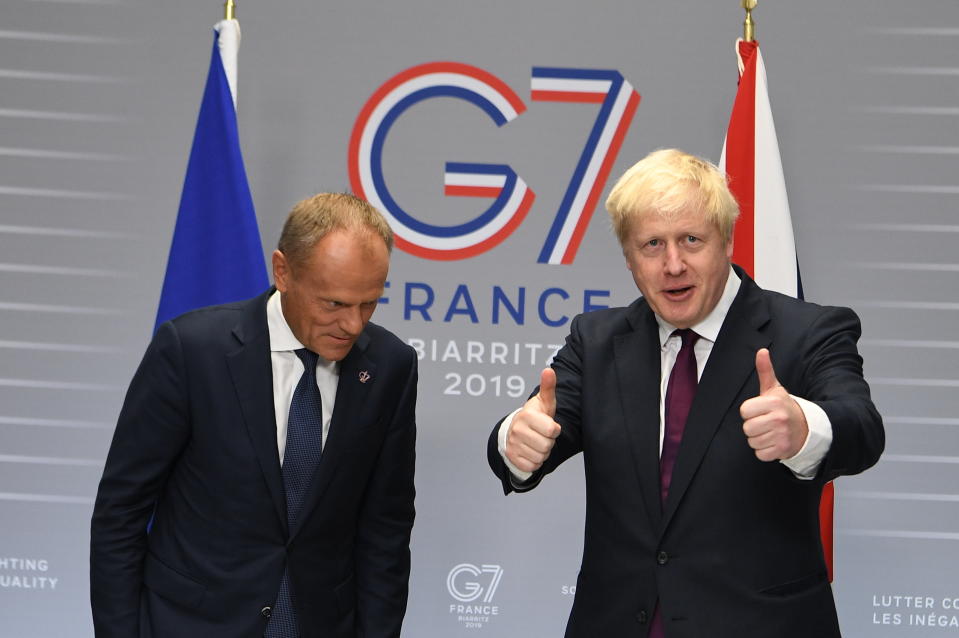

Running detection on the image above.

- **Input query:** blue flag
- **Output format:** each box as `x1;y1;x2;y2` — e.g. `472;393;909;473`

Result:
155;22;268;331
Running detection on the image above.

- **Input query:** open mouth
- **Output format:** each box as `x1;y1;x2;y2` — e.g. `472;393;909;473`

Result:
663;286;693;300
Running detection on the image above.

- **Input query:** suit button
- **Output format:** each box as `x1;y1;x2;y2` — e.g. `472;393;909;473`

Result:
636;610;648;624
657;551;669;565
260;606;272;618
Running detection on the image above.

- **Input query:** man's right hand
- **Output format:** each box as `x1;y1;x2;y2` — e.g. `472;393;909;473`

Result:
504;368;562;474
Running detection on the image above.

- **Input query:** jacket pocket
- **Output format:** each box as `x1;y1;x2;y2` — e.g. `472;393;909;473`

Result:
759;569;828;598
142;553;207;610
333;572;356;617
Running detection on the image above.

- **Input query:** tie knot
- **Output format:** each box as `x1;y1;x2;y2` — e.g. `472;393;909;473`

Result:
295;348;319;374
673;329;700;349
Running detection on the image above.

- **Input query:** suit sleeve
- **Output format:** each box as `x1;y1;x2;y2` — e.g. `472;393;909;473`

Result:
487;314;587;494
793;305;884;481
353;346;417;638
89;321;192;637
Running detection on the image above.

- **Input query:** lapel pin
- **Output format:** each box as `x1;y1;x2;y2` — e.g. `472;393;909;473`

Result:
358;370;371;384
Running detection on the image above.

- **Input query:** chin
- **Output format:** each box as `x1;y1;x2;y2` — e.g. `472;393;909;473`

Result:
322;343;353;360
663;313;696;329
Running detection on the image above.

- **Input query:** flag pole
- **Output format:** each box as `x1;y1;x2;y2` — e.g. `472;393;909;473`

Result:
742;0;756;42
224;0;236;20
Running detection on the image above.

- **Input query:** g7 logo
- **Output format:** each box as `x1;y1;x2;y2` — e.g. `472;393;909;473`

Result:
446;563;504;603
348;62;640;264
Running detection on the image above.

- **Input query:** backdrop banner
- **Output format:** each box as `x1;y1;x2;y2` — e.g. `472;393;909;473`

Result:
1;2;957;636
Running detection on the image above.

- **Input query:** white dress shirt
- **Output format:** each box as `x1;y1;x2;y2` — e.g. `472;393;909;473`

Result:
267;290;340;465
499;266;832;482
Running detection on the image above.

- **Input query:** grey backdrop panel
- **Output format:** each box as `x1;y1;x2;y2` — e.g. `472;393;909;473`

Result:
1;1;957;636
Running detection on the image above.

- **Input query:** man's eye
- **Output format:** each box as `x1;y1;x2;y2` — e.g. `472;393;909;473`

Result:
687;235;700;243
647;239;660;247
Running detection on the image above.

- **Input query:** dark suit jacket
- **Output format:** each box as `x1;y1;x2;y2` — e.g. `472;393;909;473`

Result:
91;290;417;638
488;268;883;638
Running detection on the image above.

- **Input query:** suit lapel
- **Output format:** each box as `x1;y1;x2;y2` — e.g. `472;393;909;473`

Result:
288;332;377;543
661;274;770;530
614;299;664;529
226;291;287;529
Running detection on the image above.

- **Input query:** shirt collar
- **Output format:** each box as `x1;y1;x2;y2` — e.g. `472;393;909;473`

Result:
656;265;741;348
267;291;340;375
267;290;304;352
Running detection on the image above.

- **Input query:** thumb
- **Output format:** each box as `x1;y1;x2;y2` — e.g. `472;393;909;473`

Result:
755;348;781;394
537;367;557;418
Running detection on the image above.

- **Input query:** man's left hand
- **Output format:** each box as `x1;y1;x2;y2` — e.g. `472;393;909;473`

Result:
740;348;809;461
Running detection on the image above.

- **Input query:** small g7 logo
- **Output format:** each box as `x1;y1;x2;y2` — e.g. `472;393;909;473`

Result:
446;563;504;603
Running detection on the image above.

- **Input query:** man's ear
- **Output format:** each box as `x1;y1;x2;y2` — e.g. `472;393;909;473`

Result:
272;250;290;292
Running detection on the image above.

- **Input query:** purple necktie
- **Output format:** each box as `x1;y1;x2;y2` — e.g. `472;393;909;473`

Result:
650;329;699;638
660;329;699;506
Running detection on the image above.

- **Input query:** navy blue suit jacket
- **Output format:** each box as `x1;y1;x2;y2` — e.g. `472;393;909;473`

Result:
91;290;417;638
489;268;883;638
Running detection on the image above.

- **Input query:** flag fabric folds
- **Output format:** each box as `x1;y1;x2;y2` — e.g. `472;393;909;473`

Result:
720;39;798;296
154;19;268;331
719;39;834;581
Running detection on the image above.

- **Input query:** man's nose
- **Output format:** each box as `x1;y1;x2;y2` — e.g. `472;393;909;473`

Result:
664;244;686;275
341;306;364;335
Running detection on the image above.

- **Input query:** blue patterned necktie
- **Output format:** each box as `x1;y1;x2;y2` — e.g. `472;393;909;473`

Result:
265;348;323;638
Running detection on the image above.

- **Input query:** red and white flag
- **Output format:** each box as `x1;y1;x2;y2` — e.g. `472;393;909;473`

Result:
719;39;835;581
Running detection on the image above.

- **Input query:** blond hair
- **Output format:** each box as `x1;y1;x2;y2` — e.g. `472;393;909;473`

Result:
605;149;739;247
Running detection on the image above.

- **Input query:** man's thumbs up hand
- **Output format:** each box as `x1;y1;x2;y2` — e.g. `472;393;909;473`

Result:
740;349;808;461
505;368;562;474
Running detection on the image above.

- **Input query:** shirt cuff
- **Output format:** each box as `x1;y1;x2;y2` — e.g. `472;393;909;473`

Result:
780;395;833;479
498;407;533;483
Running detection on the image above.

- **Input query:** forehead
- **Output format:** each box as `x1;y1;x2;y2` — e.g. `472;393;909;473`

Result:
292;231;388;296
628;207;716;237
296;230;386;267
